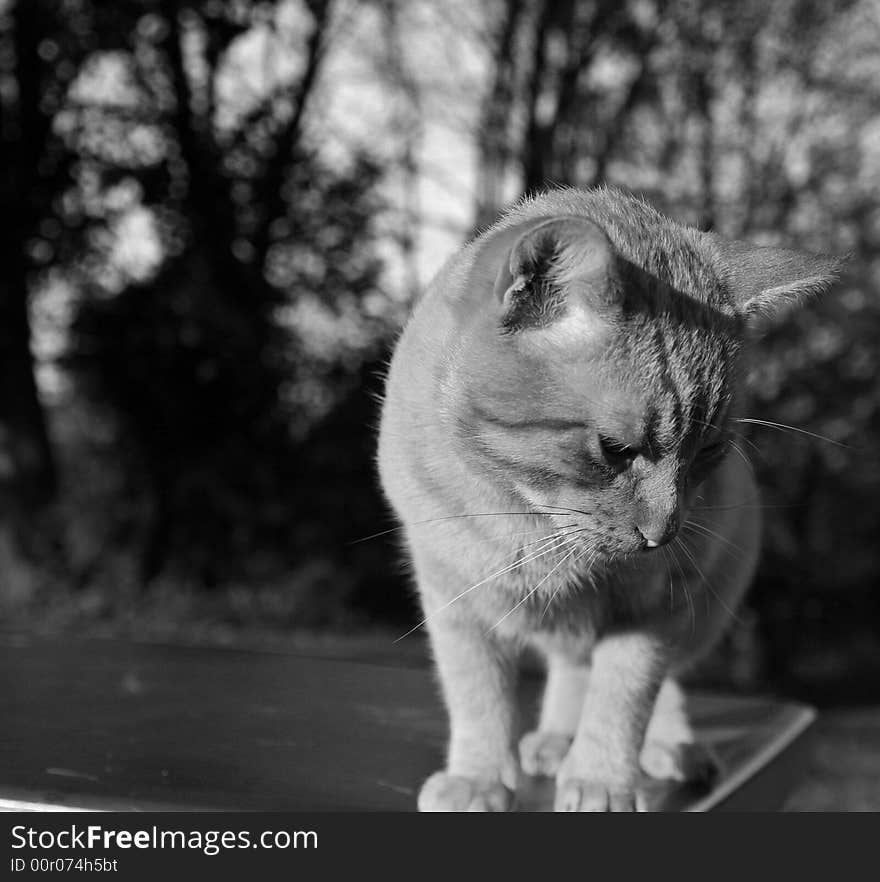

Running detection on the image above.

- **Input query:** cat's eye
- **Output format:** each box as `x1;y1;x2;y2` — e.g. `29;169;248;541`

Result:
598;435;637;469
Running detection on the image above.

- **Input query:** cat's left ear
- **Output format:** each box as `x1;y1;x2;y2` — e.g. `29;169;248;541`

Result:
491;216;618;332
708;236;843;320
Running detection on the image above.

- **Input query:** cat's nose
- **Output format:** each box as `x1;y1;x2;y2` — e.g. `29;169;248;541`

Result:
637;485;684;550
638;512;680;549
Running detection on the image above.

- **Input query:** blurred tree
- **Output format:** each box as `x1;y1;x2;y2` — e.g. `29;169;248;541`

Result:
471;0;660;227
472;0;525;230
0;0;67;517
49;0;387;586
2;0;878;691
0;0;94;603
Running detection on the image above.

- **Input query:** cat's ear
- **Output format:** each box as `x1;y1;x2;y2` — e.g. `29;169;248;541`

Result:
709;236;842;320
492;216;617;330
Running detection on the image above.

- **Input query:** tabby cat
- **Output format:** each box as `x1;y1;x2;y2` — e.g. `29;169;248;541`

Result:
377;187;838;812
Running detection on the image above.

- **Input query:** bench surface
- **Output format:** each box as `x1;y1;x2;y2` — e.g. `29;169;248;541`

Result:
0;633;814;811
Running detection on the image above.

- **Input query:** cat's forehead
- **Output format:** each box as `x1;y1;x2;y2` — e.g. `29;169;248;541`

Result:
589;324;734;445
584;383;649;441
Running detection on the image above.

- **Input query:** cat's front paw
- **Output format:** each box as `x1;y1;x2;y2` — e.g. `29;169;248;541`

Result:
554;778;638;812
519;730;573;777
554;739;639;812
639;739;719;785
417;771;515;812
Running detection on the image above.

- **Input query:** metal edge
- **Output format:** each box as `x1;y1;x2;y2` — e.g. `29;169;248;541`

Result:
685;705;818;812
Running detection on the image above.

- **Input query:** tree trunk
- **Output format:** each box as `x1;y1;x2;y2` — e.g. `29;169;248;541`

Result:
0;0;57;516
473;0;526;230
520;0;556;194
0;256;56;513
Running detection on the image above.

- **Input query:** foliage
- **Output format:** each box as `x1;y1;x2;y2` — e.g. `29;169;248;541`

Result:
1;0;879;692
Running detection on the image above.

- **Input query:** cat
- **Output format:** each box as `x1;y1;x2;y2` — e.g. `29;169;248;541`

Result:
377;186;839;812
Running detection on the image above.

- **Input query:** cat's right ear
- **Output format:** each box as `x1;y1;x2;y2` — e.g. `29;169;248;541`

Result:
707;235;843;322
491;216;617;332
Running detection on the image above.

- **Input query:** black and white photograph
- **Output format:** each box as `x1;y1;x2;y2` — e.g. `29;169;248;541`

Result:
1;0;879;826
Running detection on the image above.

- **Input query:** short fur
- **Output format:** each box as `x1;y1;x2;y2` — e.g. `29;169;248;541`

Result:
378;186;838;812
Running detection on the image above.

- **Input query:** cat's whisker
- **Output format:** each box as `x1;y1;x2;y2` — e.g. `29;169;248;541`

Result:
512;525;589;554
573;545;598;594
690;500;798;512
587;548;601;595
717;429;764;461
727;439;757;481
660;545;674;612
681;527;745;563
677;535;744;625
681;519;746;556
532;502;593;517
539;585;564;622
730;431;764;460
393;532;575;642
539;567;573;621
734;417;850;449
468;523;579;548
488;543;582;634
690;416;765;460
351;509;570;545
540;545;597;621
669;538;695;632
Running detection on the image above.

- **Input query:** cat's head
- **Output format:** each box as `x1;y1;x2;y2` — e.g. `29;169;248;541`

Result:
454;195;839;558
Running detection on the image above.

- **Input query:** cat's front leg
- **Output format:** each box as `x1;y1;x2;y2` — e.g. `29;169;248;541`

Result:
640;677;719;785
419;616;519;812
519;654;589;776
555;631;667;812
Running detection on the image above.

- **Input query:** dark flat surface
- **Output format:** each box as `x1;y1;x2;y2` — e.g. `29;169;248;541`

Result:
0;633;814;811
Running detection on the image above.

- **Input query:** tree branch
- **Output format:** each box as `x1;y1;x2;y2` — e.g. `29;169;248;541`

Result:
251;0;333;268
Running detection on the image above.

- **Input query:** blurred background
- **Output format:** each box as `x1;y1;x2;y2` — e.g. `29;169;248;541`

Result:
0;0;879;807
